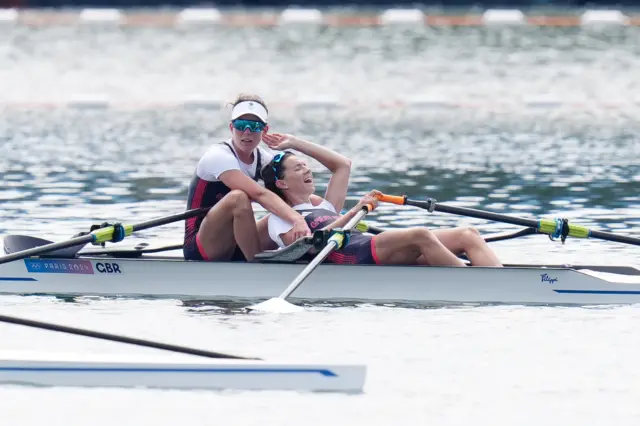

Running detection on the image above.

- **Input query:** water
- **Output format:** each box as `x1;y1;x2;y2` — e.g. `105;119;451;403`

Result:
1;15;640;424
1;299;640;424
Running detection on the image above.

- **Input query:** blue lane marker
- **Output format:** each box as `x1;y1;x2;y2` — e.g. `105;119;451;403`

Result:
554;289;640;295
0;367;339;376
0;277;37;282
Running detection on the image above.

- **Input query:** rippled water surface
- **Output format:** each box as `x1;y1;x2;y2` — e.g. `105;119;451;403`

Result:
1;17;640;425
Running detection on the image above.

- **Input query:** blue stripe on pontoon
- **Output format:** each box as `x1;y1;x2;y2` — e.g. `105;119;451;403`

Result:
0;367;338;376
0;277;37;282
554;289;640;295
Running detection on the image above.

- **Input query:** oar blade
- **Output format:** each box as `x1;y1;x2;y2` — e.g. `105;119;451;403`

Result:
3;235;86;258
246;297;304;313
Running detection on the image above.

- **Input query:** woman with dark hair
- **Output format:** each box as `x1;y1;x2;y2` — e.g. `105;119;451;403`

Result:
261;133;503;267
183;94;311;262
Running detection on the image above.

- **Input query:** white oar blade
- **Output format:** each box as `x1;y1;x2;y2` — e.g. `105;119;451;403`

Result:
246;297;304;314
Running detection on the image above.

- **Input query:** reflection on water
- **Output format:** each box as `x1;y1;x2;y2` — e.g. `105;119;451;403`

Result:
1;108;638;212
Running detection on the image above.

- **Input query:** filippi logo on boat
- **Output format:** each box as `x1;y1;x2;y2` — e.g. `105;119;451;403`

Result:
540;273;559;284
24;259;94;275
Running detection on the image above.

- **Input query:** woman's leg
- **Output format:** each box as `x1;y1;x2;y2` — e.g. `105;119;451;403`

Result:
373;228;467;267
256;214;278;251
431;227;503;267
197;190;261;261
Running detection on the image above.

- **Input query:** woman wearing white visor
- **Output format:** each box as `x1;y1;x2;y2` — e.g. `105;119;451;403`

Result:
183;93;311;262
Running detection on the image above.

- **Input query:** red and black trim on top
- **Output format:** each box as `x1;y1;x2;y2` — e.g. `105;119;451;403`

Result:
184;142;263;244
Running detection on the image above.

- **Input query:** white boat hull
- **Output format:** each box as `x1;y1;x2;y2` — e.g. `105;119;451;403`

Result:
0;352;365;392
1;254;640;305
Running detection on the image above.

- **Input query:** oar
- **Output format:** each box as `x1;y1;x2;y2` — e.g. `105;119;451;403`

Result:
0;313;259;360
356;220;538;243
247;205;373;313
376;193;640;247
355;221;384;234
482;227;539;243
0;207;211;265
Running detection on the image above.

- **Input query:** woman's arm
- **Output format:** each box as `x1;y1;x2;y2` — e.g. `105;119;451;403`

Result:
287;137;352;213
219;170;311;240
319;206;360;232
276;192;379;247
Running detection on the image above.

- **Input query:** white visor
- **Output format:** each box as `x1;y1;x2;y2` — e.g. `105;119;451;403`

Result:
230;101;268;124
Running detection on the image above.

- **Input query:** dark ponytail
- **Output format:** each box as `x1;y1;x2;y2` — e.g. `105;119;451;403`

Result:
261;152;294;201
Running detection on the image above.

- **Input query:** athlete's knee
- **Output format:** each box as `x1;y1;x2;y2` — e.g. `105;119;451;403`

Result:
460;226;482;242
224;190;251;205
409;227;438;246
224;190;253;214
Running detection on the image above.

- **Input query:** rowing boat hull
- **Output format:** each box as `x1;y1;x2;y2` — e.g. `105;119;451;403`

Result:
1;255;640;305
0;352;365;392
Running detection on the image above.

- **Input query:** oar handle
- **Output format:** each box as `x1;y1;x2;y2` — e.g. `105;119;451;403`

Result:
376;194;406;205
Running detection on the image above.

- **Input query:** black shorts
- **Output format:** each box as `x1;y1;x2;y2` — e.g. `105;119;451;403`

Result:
183;234;246;262
326;235;380;265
